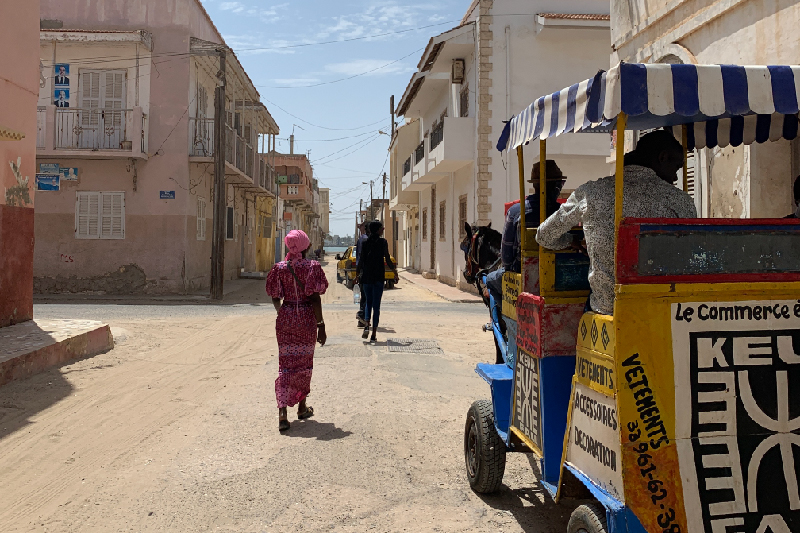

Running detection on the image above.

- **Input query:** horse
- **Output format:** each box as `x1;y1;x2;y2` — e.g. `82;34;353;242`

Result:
460;222;502;304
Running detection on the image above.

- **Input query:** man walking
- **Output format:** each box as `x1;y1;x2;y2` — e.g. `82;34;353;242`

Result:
355;222;369;326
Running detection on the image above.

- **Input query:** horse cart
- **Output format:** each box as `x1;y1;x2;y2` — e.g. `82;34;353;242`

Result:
463;62;800;533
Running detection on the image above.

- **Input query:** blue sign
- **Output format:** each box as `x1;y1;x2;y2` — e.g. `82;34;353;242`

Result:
160;191;176;200
36;174;60;191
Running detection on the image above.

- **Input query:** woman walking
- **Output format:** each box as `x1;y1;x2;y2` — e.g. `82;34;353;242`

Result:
266;230;328;432
356;220;395;343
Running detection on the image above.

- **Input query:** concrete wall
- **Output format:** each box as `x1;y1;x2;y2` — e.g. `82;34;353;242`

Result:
0;0;40;326
612;0;800;219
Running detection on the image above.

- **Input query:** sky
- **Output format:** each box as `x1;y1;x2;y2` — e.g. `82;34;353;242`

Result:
199;0;469;238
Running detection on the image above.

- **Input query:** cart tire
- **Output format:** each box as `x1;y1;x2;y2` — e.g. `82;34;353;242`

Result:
464;399;506;494
568;503;608;533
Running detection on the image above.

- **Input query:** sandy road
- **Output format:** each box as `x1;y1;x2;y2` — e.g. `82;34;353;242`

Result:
0;262;575;532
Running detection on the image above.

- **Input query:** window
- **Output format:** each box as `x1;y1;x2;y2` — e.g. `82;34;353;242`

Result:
459;195;468;239
197;197;207;240
79;70;126;149
403;156;411;176
287;185;299;195
414;141;424;165
75;192;125;239
422;208;428;240
439;201;446;241
460;85;469;118
261;215;273;238
226;206;234;240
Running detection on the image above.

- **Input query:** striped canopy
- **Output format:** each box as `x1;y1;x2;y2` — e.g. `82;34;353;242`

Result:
499;62;800;152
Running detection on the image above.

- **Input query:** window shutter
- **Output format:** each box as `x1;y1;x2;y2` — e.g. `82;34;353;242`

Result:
99;192;124;239
196;197;206;240
76;192;101;239
81;72;102;127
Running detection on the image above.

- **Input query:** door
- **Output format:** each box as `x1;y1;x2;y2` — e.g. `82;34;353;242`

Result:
79;70;126;149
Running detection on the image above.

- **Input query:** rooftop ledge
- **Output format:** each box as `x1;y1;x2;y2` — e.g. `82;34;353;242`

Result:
40;30;153;51
534;13;611;34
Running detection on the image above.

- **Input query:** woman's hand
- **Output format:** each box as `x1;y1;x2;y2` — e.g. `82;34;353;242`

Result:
317;324;327;346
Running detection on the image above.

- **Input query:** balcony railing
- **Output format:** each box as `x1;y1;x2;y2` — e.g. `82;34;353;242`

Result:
414;141;424;165
189;117;214;157
430;120;444;150
54;108;143;151
36;107;46;149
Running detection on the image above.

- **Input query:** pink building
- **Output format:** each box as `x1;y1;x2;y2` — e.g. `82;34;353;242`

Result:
272;151;323;253
0;0;40;326
34;0;279;294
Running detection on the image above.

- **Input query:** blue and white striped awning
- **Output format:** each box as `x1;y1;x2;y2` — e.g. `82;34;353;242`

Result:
499;62;800;152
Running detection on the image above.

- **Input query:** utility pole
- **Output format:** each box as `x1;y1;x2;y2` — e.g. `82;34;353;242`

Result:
390;95;396;138
210;48;227;300
381;172;387;222
369;181;374;221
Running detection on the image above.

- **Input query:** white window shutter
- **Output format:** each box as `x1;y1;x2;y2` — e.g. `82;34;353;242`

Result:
196;197;206;240
76;192;100;239
99;192;125;239
81;72;101;127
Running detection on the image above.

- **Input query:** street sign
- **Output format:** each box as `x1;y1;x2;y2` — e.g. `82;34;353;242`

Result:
160;191;176;199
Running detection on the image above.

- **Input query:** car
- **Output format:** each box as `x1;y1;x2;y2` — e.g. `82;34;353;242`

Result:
336;246;399;290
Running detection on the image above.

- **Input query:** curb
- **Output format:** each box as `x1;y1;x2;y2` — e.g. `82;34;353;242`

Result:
0;321;114;387
398;272;483;304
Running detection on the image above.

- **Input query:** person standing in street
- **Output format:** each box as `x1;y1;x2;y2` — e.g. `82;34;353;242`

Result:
356;220;394;343
355;223;369;325
266;229;329;432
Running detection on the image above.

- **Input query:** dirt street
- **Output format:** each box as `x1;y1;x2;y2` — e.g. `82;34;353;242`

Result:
0;261;575;532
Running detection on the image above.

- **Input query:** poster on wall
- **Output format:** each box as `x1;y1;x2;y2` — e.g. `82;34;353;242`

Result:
39;163;59;175
565;382;623;501
59;167;78;181
35;174;60;191
53;64;69;86
672;300;800;533
54;89;70;108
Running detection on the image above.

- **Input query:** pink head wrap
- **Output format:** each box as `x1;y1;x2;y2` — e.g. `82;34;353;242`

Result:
284;229;310;261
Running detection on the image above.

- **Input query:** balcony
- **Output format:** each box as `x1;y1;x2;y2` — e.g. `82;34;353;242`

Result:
189;117;275;195
36;106;148;159
403;116;474;191
279;183;313;208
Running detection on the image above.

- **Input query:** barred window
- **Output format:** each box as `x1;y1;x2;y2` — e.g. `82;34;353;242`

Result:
439;201;446;241
422;208;428;240
459;195;468;239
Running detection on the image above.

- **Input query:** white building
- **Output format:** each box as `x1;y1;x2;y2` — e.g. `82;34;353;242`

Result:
390;0;612;291
612;0;800;219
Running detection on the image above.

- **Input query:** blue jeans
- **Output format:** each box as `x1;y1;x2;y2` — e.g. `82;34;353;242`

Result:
363;282;385;330
485;268;505;319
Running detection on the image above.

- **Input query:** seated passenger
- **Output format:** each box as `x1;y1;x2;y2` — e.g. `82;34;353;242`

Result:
535;130;697;316
483;160;565;317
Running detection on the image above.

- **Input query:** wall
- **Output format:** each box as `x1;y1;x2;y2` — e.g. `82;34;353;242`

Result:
0;0;40;326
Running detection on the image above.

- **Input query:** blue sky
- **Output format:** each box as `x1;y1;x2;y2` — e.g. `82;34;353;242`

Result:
200;0;468;237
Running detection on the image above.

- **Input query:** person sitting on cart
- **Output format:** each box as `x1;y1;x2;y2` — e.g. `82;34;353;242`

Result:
536;129;697;316
483;160;565;323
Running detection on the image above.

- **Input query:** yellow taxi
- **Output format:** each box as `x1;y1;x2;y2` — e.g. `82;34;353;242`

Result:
336;246;399;290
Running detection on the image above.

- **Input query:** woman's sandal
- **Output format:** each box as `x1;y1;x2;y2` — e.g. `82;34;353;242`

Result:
278;418;290;432
297;405;314;420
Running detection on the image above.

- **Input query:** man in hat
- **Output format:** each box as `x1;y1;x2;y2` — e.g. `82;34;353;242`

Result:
536;130;696;315
484;160;566;317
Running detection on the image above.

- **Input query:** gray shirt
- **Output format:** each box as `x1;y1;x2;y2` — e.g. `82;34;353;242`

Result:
535;165;697;315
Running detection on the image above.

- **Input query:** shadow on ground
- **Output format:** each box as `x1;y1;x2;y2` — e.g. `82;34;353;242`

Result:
283;419;352;441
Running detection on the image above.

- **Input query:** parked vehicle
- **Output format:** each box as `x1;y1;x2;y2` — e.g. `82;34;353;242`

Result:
336;246;399;290
465;62;800;533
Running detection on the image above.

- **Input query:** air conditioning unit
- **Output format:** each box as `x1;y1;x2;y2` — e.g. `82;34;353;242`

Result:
452;59;465;84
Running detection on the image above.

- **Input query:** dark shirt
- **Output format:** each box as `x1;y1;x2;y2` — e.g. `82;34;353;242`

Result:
502;195;544;272
356;237;394;284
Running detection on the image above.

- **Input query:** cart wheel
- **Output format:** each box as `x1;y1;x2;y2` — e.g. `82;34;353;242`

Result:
464;399;506;493
568;503;608;533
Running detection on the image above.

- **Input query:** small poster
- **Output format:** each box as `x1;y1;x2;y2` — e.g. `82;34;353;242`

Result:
160;191;175;200
36;174;60;191
53;64;70;86
54;89;70;108
59;167;78;181
39;163;59;175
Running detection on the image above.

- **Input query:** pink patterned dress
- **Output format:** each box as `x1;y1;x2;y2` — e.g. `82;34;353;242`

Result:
265;259;329;409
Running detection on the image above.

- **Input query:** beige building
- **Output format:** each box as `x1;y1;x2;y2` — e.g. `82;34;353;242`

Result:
33;0;280;294
612;0;800;218
390;0;611;290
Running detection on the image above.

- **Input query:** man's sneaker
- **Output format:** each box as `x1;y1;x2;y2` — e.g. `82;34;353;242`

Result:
362;326;370;339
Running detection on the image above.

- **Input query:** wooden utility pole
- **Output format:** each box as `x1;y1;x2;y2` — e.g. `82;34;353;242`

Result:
390;95;395;138
210;48;227;300
381;172;387;222
369;181;374;221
